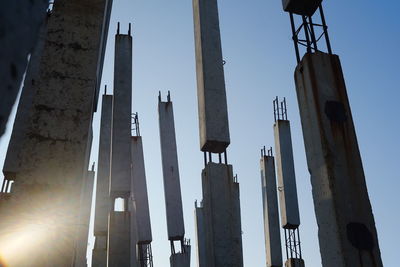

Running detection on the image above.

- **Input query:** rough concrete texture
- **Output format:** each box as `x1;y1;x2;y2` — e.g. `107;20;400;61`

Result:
92;235;107;267
131;136;152;243
3;16;49;180
274;120;300;229
108;212;131;267
110;33;133;199
260;155;283;267
195;206;206;267
282;0;322;16
285;258;305;267
193;0;230;153
75;170;95;267
294;52;383;267
170;245;191;267
0;0;49;137
158;100;185;240
201;163;243;267
0;1;111;266
93;94;113;267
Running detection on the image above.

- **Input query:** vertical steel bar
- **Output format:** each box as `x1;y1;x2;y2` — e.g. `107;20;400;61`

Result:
302;15;312;53
308;16;318;51
319;5;333;54
289;13;301;63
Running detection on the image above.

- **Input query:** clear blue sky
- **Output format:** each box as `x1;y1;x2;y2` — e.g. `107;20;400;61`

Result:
0;0;399;266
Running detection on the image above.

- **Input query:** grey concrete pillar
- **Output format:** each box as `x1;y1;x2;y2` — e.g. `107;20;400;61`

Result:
201;163;243;267
261;155;283;267
158;98;185;240
131;136;152;243
195;205;206;267
110;30;133;199
0;0;49;137
92;94;113;267
0;0;111;265
192;0;230;153
294;52;383;267
274;120;300;229
2;15;49;180
75;169;95;267
108;212;131;267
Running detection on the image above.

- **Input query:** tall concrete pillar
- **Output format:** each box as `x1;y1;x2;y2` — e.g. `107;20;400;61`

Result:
75;168;95;267
158;94;191;267
0;0;111;265
201;163;243;267
0;0;49;137
274;120;300;229
92;93;113;267
294;52;383;267
2;15;49;180
131;135;152;266
108;27;133;267
193;0;230;153
158;96;185;241
260;151;283;267
110;28;133;200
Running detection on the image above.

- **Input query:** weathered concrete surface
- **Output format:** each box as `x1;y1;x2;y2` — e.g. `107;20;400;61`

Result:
108;212;131;267
0;1;111;266
195;205;206;267
131;136;152;243
0;0;49;137
170;245;191;267
285;258;305;267
201;163;243;267
2;15;49;180
110;32;133;199
282;0;321;16
274;120;300;229
294;52;383;267
92;94;113;267
193;0;230;153
75;169;95;267
158;100;185;240
260;155;283;267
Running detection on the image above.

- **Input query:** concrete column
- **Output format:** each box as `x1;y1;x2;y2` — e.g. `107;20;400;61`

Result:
158;99;185;240
201;163;243;267
3;15;49;180
170;245;191;267
192;0;230;153
261;155;283;267
92;94;113;267
0;0;111;266
274;120;300;229
294;52;383;267
195;205;206;267
0;0;48;137
75;169;95;267
110;31;133;199
131;136;152;243
108;212;131;267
